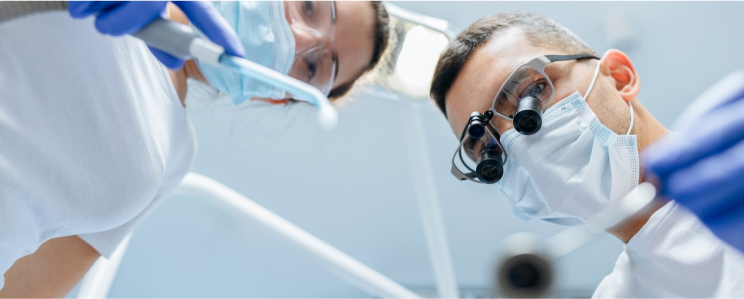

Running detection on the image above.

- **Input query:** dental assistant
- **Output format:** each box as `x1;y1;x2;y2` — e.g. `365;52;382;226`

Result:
0;1;389;296
430;12;744;297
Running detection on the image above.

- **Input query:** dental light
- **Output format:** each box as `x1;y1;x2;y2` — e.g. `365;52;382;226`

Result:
381;3;455;99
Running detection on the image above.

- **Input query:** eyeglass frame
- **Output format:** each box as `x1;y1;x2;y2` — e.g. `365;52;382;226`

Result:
451;53;600;184
287;1;338;96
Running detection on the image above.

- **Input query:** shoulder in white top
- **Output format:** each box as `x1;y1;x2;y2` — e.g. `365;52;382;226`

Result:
0;12;197;288
593;201;744;297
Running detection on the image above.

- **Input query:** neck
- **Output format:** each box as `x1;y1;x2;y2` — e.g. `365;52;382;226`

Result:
606;97;669;243
165;3;208;106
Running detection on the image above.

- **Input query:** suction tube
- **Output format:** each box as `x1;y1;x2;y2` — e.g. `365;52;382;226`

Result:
219;55;338;129
135;18;339;129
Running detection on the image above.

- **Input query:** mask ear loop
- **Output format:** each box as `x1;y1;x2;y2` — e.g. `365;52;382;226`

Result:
626;102;634;135
584;59;634;136
584;59;602;99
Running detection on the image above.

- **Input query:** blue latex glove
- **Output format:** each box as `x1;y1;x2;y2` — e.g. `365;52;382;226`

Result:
68;1;245;69
644;75;744;253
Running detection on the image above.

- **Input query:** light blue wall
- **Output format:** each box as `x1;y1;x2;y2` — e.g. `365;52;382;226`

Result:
104;2;744;297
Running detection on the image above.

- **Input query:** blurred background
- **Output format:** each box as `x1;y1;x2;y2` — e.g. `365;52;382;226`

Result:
78;1;744;297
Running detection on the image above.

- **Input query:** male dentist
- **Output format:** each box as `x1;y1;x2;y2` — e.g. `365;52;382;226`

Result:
429;12;744;297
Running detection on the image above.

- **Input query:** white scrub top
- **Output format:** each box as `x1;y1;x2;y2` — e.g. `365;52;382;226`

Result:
0;12;196;288
593;201;744;297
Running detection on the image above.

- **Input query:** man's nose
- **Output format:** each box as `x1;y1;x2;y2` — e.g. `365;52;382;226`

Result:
494;117;515;136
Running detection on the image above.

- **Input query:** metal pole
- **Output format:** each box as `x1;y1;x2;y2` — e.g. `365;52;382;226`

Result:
175;173;422;298
76;234;131;298
399;106;459;298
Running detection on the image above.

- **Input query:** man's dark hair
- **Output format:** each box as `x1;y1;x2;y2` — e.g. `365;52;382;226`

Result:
429;12;596;117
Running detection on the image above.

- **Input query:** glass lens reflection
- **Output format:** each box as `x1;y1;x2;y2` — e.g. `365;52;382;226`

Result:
286;1;337;96
492;66;554;119
460;126;504;171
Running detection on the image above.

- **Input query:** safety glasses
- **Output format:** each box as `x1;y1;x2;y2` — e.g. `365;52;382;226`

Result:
451;54;599;184
287;1;337;96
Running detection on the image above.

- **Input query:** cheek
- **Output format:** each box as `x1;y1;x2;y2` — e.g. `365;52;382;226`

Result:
493;117;514;135
551;78;582;103
587;84;631;135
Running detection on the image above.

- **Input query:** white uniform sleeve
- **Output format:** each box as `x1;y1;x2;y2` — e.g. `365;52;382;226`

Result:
79;122;197;258
77;171;188;258
77;185;176;258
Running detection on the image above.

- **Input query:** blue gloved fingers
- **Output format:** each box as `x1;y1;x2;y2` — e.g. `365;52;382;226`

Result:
148;47;185;70
94;1;168;36
68;1;121;18
703;206;744;253
645;96;744;178
665;138;744;218
173;1;246;58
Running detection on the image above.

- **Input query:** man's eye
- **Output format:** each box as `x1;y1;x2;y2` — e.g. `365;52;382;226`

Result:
303;1;314;19
527;83;545;98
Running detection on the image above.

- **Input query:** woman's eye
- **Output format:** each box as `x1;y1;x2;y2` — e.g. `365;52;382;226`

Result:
527;83;545;98
307;60;317;81
303;1;314;19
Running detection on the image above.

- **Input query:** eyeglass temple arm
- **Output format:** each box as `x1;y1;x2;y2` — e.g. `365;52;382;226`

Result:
456;118;479;173
451;162;476;181
545;54;600;62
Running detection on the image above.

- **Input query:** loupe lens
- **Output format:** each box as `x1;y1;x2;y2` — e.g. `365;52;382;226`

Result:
518;116;536;132
514;96;543;135
481;164;500;182
476;149;504;184
468;122;485;139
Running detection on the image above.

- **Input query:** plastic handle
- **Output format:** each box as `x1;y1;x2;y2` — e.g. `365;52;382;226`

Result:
131;18;197;60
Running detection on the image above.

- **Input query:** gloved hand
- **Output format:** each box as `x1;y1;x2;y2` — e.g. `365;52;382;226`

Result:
68;1;245;69
644;83;744;253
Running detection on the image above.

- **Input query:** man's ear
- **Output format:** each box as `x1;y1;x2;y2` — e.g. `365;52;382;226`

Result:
599;49;640;103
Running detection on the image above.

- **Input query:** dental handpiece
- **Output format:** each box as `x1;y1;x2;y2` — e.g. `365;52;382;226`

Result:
132;18;339;129
497;182;669;297
540;182;667;260
584;182;666;233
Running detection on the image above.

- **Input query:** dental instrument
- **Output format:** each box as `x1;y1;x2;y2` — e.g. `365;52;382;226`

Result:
134;18;338;129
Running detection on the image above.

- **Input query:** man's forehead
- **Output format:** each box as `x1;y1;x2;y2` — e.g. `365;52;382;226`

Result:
444;28;541;134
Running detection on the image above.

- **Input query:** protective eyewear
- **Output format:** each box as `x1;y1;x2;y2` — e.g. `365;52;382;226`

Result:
451;54;600;184
287;1;337;96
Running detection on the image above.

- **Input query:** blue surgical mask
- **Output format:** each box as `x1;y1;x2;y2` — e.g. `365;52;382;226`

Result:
498;60;639;226
196;1;296;105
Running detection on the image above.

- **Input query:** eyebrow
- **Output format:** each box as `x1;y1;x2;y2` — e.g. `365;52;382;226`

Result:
331;1;341;85
333;51;339;85
331;1;337;24
503;88;516;99
331;1;339;85
495;71;527;103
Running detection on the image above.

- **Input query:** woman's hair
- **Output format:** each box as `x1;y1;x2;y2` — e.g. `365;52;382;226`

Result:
327;1;390;103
